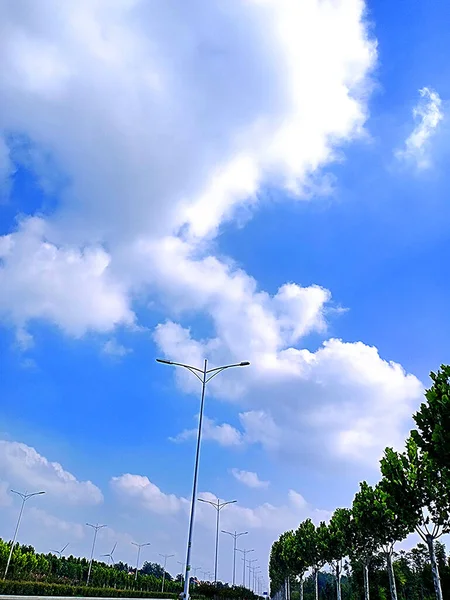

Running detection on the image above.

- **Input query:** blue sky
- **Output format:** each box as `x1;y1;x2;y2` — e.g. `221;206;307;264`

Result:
0;0;449;588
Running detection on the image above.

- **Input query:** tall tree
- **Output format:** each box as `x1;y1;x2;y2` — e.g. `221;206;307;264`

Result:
294;519;327;600
380;437;450;600
323;508;352;600
351;482;385;600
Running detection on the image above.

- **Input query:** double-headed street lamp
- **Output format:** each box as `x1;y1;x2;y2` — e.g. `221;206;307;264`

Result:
132;542;151;580
236;548;254;587
199;497;236;584
4;490;45;580
160;553;174;592
221;530;248;585
156;357;250;600
86;523;107;585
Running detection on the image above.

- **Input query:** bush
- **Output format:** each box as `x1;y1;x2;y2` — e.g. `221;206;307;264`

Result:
0;580;178;598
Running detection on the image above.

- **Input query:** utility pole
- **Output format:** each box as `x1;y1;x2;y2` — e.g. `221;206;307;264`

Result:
4;490;45;580
222;530;248;586
86;523;107;585
131;542;150;581
160;553;174;592
236;548;254;587
199;497;236;584
156;358;249;600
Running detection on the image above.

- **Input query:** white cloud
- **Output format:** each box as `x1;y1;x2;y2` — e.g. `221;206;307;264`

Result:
102;339;132;357
171;416;243;447
0;217;134;336
231;469;269;490
396;87;443;169
28;507;85;540
0;1;420;477
0;0;374;336
110;474;189;516
156;324;423;468
0;440;103;505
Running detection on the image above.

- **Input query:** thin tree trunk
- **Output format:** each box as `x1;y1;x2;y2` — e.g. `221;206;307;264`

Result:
299;574;304;600
386;550;398;600
363;561;370;600
315;569;319;600
426;535;443;600
335;561;341;600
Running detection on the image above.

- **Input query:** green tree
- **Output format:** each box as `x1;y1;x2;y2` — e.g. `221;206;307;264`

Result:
323;508;353;600
352;482;386;600
412;366;450;486
380;437;450;600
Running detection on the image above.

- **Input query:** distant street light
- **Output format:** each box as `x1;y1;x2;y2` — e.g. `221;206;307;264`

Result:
156;357;249;600
3;490;45;580
222;530;248;585
132;542;151;581
236;548;254;588
86;523;107;585
101;542;117;566
199;497;236;584
248;559;258;591
51;543;69;560
160;553;174;592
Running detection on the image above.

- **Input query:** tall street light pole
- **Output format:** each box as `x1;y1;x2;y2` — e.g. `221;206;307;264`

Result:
86;523;106;585
4;490;45;579
248;559;258;591
198;497;236;585
236;548;254;587
156;357;250;600
131;542;151;581
221;530;248;586
160;553;174;592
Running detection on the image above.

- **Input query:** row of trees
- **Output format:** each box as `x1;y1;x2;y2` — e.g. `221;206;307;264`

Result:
0;538;181;591
269;365;450;600
0;538;260;599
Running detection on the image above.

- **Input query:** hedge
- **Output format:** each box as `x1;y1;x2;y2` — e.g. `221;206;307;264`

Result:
0;580;178;598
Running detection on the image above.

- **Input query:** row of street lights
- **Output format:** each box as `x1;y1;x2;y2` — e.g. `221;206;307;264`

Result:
3;356;253;599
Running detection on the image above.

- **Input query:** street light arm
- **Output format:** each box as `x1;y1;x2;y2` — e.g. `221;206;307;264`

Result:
206;362;250;374
156;359;204;374
218;500;237;511
198;498;218;509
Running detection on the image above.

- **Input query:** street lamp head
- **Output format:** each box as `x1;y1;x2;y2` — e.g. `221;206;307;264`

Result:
239;361;250;366
156;358;173;365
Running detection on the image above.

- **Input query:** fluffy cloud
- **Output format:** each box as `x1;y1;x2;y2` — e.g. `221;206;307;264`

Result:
231;469;270;490
171;416;243;447
110;474;189;516
0;440;103;505
102;339;132;358
156;325;423;468
396;87;443;169
0;218;134;336
0;0;374;333
0;1;420;474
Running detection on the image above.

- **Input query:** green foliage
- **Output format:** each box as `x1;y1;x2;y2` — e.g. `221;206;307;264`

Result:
380;437;450;535
0;580;177;598
412;366;450;477
0;537;183;594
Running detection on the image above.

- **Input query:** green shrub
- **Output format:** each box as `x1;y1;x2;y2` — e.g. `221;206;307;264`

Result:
0;580;178;598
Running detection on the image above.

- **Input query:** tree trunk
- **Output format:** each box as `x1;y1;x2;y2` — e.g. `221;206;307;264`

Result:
426;535;443;600
299;575;304;600
314;569;319;600
335;562;341;600
386;550;398;600
363;561;370;600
